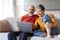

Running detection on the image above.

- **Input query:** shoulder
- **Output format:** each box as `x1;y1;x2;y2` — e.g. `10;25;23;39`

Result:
21;14;28;18
35;17;40;21
43;14;49;17
33;14;39;17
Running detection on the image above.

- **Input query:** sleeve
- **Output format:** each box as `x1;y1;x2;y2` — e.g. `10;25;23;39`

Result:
33;19;38;30
20;16;24;22
42;14;52;24
50;17;58;27
48;14;58;27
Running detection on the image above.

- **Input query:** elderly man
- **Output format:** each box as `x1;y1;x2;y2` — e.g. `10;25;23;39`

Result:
8;5;38;40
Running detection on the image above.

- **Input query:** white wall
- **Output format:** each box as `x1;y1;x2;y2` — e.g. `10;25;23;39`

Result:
0;0;15;20
45;10;60;19
16;0;25;18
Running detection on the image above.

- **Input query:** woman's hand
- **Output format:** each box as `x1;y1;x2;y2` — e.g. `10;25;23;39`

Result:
45;22;53;37
45;22;53;28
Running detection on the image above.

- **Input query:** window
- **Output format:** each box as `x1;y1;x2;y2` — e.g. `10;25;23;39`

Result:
0;0;14;20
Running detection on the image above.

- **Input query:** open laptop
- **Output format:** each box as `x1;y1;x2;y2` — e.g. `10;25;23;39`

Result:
17;21;33;33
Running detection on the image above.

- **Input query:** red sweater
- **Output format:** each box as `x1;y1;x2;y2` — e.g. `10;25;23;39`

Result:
20;14;39;24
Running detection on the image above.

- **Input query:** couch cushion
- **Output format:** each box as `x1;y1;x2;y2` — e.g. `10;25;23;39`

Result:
30;35;60;40
6;17;18;31
0;19;12;32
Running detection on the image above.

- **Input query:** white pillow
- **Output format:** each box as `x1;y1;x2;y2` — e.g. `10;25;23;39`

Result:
6;17;18;31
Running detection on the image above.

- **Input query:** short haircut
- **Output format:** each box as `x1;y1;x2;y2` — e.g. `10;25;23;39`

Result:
37;4;45;11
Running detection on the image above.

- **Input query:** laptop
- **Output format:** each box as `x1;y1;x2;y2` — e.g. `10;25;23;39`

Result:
17;21;33;33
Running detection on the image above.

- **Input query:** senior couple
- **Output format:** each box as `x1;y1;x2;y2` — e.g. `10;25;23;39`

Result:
8;4;59;40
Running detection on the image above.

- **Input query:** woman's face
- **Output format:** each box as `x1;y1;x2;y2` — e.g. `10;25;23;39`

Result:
36;8;44;17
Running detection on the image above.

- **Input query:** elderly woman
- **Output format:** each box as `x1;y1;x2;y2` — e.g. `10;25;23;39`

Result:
33;4;59;38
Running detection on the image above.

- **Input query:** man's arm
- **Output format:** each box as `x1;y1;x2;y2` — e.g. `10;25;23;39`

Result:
20;16;24;22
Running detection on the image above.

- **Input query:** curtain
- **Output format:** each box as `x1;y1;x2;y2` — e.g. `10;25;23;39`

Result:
0;0;15;20
16;0;27;18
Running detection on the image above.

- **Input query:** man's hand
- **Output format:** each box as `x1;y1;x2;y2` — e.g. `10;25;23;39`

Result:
16;27;21;32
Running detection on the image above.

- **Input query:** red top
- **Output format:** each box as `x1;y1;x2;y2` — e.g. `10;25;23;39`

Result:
20;14;39;24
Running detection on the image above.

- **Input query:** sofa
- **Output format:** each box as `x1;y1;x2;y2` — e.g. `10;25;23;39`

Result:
0;17;60;40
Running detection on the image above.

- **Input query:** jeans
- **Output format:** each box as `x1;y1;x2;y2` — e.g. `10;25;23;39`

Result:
33;27;58;37
33;29;45;37
33;14;58;37
8;31;33;40
8;32;20;40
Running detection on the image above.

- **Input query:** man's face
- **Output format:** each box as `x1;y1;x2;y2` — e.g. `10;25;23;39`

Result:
36;8;44;17
28;6;35;14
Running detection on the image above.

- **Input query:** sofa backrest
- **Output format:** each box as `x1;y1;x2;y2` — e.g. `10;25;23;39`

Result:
57;19;60;33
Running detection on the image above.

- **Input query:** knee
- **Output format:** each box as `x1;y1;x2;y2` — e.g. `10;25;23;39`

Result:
51;27;58;32
19;32;27;36
8;32;15;37
51;27;58;35
19;32;29;37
